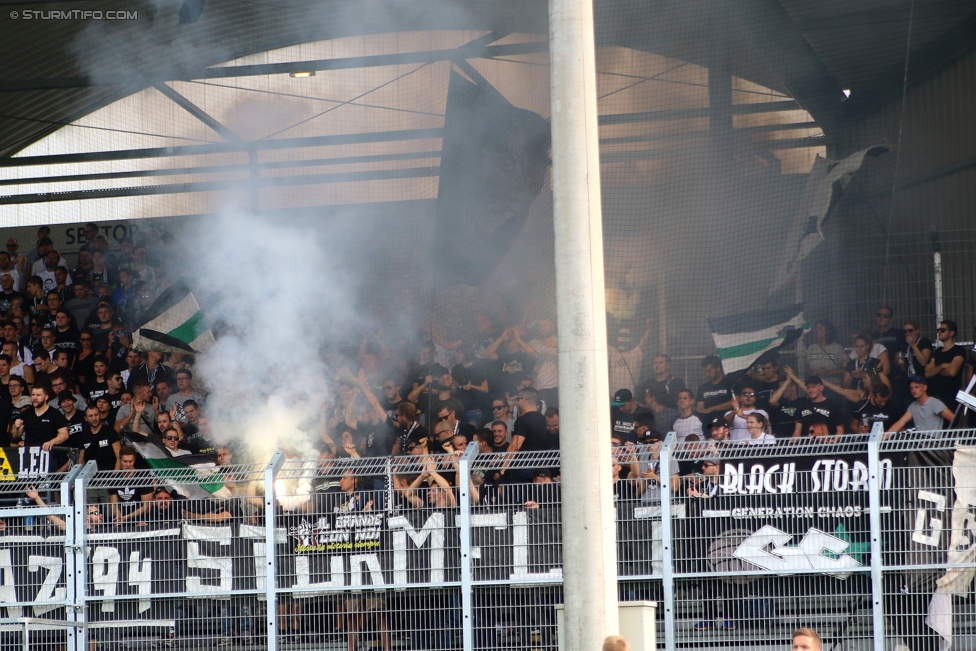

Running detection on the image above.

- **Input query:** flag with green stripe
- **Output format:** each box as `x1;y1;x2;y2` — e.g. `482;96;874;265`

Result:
125;432;231;501
708;304;810;374
131;282;215;355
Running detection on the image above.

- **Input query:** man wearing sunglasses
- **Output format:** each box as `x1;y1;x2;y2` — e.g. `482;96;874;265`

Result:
926;320;965;410
724;385;768;442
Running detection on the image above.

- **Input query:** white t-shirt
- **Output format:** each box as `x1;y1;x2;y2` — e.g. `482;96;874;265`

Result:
849;342;887;360
672;415;703;443
746;432;777;445
726;407;770;441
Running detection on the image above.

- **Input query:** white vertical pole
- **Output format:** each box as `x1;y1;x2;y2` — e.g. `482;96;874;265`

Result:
265;451;284;651
934;251;944;326
548;0;620;648
458;443;478;651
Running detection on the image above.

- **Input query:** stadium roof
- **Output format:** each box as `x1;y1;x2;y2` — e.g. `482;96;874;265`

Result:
0;0;972;222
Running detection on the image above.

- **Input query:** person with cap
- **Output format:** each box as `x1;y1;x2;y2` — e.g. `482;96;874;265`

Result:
887;375;955;434
723;384;769;441
686;456;721;498
632;412;661;444
706;417;731;446
695;355;733;424
608;319;652;400
791;371;845;438
611;388;649;442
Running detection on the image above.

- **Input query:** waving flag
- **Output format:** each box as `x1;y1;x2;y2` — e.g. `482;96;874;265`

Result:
125;432;230;500
131;281;215;354
708;304;809;374
769;146;887;295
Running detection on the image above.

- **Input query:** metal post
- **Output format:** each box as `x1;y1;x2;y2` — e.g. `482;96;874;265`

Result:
265;451;285;651
458;443;479;651
934;251;944;326
72;461;97;651
61;464;84;651
659;433;676;651
867;423;886;651
548;0;619;645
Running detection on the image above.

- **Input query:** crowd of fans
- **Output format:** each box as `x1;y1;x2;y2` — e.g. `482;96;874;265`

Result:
0;224;970;501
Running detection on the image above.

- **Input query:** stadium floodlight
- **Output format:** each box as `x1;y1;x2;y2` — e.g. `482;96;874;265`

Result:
178;0;205;24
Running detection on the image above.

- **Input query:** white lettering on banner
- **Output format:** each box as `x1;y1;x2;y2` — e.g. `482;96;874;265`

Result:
913;490;947;547
0;549;22;618
350;554;385;588
732;525;861;575
722;463;796;495
510;511;562;581
128;551;152;614
184;525;232;593
388;513;445;584
294;555;343;593
91;546;121;612
18;447;50;479
29;555;65;616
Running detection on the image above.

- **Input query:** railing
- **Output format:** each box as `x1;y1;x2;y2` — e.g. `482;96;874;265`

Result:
0;427;973;651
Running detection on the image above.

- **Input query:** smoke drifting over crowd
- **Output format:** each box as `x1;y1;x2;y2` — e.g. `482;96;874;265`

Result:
183;210;367;460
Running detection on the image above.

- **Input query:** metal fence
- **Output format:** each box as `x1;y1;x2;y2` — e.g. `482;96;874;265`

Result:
1;429;974;651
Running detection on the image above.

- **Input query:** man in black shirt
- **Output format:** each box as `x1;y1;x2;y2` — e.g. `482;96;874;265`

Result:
501;387;549;483
610;389;649;442
851;384;901;433
109;446;154;524
793;376;844;437
926;319;966;410
483;328;536;399
490;421;510;453
871;306;907;357
750;357;785;411
79;405;120;471
767;369;805;439
641;354;686;409
695;355;733;425
58;391;86;449
12;385;68;451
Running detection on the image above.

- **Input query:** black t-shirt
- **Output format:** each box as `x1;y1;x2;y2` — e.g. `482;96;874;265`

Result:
184;431;216;455
512;410;549;452
904;338;934;377
0;290;23;315
63;410;86;448
54;329;79;365
611;406;649;442
359;420;395;458
797;397;844;434
872;328;907;358
696;378;732;410
80;424;119;471
0;400;12;447
642;376;686;409
844;357;881;392
20;406;69;448
852;398;903;432
494;352;534;395
452;361;488;412
770;397;803;439
754;377;784;411
396;422;428;453
112;480;154;511
929;345;966;407
85;378;109;403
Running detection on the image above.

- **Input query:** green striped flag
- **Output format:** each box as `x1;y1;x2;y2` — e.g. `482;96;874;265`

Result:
126;432;231;501
708;304;810;374
131;282;215;355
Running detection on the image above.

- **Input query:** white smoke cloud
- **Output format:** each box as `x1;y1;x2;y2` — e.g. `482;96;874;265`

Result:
183;208;366;461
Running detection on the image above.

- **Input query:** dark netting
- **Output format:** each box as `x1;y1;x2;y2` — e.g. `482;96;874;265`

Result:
0;0;974;649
